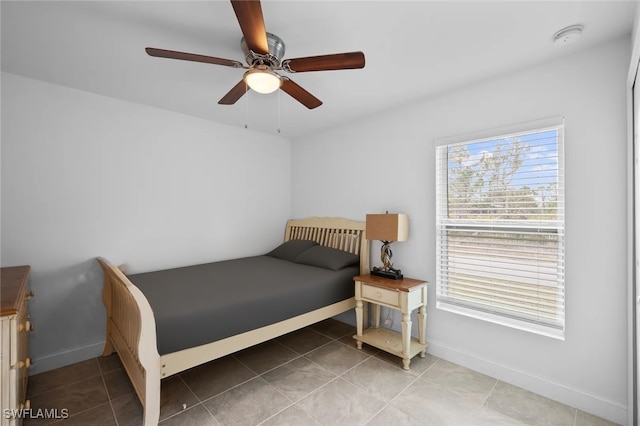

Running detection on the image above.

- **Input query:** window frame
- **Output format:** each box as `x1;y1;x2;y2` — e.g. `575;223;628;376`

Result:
434;116;565;339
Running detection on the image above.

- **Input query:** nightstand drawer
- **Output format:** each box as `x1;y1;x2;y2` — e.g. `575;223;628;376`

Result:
362;284;399;307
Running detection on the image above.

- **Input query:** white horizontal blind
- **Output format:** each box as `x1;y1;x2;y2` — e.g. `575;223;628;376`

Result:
435;119;565;338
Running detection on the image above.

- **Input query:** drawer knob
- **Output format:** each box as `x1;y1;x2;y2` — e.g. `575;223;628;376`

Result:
376;292;382;298
19;321;34;332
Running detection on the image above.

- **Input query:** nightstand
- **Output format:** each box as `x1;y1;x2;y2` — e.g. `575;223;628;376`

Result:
353;274;428;370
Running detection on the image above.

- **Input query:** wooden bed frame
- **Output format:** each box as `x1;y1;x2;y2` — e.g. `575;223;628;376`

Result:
97;217;369;426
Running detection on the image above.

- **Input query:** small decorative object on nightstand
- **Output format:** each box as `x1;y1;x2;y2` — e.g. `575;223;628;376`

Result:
366;212;408;280
353;273;427;370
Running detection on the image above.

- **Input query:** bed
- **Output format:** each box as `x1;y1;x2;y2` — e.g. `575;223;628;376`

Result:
97;217;369;426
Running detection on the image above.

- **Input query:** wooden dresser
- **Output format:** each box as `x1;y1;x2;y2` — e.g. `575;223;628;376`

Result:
1;266;32;425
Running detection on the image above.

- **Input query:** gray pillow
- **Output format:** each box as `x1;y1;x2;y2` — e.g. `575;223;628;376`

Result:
295;245;360;271
266;240;319;262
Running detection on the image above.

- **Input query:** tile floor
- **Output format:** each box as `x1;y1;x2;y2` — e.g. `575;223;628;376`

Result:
24;319;618;426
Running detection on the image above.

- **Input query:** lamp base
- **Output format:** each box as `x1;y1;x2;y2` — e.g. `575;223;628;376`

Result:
371;268;403;280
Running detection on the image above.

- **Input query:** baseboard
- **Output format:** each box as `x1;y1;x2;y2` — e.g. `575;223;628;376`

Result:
427;338;628;426
30;312;357;376
332;309;356;325
29;342;104;375
30;322;627;424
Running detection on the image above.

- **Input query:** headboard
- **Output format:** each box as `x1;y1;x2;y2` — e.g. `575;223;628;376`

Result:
284;217;369;274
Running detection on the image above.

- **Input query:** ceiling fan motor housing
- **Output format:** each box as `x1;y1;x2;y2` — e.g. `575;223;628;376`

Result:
241;32;285;68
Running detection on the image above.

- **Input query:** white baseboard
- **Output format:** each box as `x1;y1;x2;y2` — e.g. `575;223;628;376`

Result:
332;310;356;325
29;322;627;424
426;338;628;426
28;312;357;376
29;342;104;375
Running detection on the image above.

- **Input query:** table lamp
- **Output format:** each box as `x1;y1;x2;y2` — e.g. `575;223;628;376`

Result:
366;213;409;279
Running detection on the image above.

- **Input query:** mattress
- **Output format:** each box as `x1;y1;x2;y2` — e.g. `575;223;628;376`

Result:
128;255;358;355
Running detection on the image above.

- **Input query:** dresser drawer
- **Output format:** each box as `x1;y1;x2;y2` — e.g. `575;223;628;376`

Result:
362;284;399;308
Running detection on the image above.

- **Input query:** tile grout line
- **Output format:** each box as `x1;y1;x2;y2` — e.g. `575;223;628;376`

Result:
358;357;439;425
198;402;221;426
169;322;359;424
31;322;618;426
254;328;370;426
248;336;352;425
193;373;259;406
97;357;120;426
251;375;300;424
157;403;210;425
469;376;500;423
286;375;347;425
167;374;217;424
26;369;103;399
231;351;299;377
288;329;392;424
158;366;220;423
311;329;420;424
176;374;202;406
45;358;116;425
179;347;308;420
47;402;114;426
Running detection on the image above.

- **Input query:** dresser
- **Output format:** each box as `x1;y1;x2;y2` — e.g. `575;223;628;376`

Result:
1;266;32;426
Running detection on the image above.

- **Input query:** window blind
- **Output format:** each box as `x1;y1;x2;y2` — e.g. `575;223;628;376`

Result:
435;118;565;339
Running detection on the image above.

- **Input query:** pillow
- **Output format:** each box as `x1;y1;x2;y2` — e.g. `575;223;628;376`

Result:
295;245;360;271
266;239;319;262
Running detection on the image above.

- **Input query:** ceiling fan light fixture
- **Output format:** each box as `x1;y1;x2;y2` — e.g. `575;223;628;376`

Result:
244;68;282;94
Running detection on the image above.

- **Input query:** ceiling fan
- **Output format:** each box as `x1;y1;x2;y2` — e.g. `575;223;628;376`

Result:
146;0;365;109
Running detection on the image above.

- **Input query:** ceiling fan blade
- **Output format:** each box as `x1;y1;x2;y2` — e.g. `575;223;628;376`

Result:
230;0;269;55
218;80;248;105
280;78;322;109
146;47;244;68
282;51;365;73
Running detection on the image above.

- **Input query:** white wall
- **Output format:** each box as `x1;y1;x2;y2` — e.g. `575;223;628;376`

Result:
292;38;630;424
1;72;291;373
627;7;640;426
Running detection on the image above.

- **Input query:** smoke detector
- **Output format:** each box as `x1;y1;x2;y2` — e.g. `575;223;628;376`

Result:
552;25;584;45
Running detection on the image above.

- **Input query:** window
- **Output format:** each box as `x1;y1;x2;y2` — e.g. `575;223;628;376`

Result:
435;117;565;339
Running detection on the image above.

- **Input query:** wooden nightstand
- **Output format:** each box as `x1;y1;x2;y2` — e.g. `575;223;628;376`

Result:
353;274;428;370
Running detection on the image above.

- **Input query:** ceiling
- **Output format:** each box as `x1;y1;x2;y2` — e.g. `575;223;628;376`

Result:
2;1;637;138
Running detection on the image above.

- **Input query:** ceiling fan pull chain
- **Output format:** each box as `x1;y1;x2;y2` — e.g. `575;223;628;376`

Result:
244;81;249;129
277;89;281;134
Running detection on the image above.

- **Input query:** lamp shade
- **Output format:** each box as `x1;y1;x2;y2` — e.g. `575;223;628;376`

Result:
366;213;409;242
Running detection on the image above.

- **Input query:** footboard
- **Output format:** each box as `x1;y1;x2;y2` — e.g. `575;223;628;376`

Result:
97;258;160;426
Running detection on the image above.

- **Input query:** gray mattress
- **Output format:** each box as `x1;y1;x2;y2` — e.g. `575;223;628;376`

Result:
128;255;358;355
